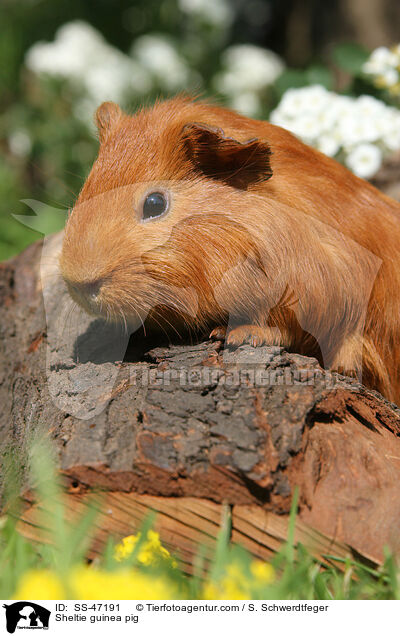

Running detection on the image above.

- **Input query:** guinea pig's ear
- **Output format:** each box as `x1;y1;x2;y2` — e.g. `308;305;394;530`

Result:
95;102;123;143
182;122;273;189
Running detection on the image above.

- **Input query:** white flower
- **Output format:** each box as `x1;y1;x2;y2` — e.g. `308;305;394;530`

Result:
356;95;386;116
276;85;329;118
178;0;232;27
362;44;400;92
8;130;32;157
317;134;340;157
314;103;340;132
363;46;399;74
85;58;150;103
332;95;356;118
218;45;284;95
338;113;381;146
377;68;399;87
131;35;190;90
295;85;330;112
229;92;260;117
285;114;322;141
26;22;109;79
25;20;152;110
271;85;399;177
345;144;382;178
269;111;293;130
382;111;400;150
276;89;308;117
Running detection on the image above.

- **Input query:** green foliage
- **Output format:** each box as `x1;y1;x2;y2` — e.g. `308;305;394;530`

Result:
332;42;370;75
275;65;333;96
0;75;97;259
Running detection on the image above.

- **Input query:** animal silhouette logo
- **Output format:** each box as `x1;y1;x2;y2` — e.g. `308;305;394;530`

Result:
3;602;50;633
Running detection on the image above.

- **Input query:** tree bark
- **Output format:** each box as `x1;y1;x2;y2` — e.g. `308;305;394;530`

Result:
1;232;400;566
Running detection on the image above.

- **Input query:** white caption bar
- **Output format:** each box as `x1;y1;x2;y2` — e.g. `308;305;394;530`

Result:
1;600;397;635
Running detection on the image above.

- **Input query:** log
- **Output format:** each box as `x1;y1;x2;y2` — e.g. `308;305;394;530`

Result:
1;232;400;568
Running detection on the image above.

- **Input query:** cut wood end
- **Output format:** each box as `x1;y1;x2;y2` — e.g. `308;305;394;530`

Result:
17;492;380;575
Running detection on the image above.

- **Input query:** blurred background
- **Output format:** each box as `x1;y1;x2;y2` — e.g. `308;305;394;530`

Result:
1;0;400;261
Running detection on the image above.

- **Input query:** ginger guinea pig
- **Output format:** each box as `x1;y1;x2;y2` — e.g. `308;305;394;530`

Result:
60;96;400;404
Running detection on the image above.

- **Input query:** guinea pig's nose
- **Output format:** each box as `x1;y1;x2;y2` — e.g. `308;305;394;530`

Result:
82;280;102;299
70;279;102;300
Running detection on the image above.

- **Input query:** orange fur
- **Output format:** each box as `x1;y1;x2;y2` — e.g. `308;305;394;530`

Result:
60;97;400;404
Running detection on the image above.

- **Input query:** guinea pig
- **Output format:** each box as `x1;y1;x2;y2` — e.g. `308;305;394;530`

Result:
60;96;400;404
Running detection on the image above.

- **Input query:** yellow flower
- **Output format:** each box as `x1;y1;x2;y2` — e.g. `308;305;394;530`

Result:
250;560;275;584
203;580;248;600
69;566;176;600
203;562;249;600
114;530;174;566
13;570;66;600
203;559;275;600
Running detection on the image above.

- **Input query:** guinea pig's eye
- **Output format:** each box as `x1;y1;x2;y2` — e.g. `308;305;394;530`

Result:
141;191;169;221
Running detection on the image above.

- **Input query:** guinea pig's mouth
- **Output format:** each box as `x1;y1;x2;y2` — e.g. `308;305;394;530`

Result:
64;277;147;331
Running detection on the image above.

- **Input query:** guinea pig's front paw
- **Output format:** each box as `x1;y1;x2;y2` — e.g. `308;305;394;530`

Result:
225;325;282;348
209;326;227;341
